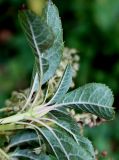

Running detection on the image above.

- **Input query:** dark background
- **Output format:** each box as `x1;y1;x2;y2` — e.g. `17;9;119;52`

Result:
0;0;119;159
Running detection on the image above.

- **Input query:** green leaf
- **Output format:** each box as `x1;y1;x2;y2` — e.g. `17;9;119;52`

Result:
57;83;114;120
32;110;95;160
49;65;72;104
41;110;80;144
19;9;54;84
40;126;95;160
18;9;54;53
48;110;95;157
8;130;38;149
19;0;63;86
42;0;64;84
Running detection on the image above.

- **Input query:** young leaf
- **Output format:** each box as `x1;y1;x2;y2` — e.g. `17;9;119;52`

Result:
19;0;63;85
57;83;114;120
19;9;54;84
41;0;64;84
18;9;54;53
49;65;72;104
26;0;64;103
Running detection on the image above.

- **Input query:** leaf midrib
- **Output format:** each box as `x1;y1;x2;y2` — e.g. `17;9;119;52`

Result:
27;15;43;79
56;102;113;109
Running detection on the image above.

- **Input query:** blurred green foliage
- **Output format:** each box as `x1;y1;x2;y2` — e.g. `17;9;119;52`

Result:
0;0;34;105
0;0;119;159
